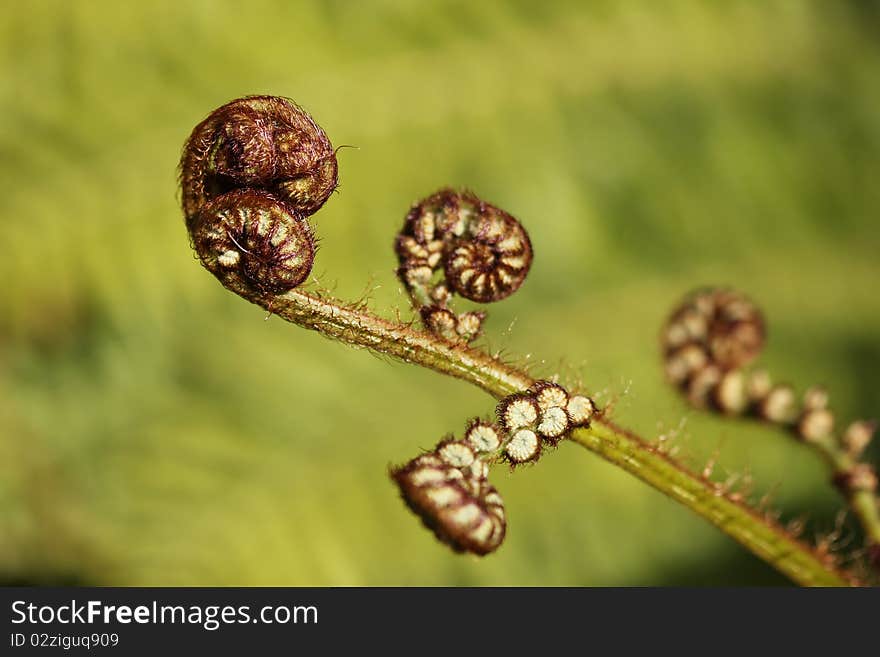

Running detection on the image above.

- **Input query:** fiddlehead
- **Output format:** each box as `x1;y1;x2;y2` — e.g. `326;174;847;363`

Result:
662;287;880;571
395;189;533;341
189;189;316;295
180;96;337;296
391;430;506;556
662;287;765;411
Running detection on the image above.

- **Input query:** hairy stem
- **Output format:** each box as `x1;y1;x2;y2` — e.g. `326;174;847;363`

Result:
570;423;849;586
267;288;534;394
244;283;856;586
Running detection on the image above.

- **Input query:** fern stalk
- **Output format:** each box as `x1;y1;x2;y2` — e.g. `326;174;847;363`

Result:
247;285;855;587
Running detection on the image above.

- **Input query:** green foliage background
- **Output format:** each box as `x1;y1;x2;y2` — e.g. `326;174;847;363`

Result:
1;0;878;585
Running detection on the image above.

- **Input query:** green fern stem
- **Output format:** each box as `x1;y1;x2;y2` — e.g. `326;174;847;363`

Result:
217;282;858;586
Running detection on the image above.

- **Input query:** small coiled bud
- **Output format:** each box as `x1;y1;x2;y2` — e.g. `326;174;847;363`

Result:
530;381;571;443
418;306;488;342
664;344;709;386
464;420;503;453
420;305;458;339
531;381;569;411
498;393;540;433
747;369;772;402
180;96;336;296
505;429;541;464
566;395;596;427
842;420;875;458
391;446;506;556
437;439;476;469
496;381;595;465
798;408;834;443
759;385;797;424
454;311;487;342
713;370;747;415
396;189;532;339
687;365;722;409
803;386;829;411
832;464;878;496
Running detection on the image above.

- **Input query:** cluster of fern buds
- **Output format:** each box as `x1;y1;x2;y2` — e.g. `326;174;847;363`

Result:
497;381;595;464
395;188;533;341
392;381;595;554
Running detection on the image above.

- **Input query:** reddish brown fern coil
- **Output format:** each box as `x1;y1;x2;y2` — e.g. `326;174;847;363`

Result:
661;287;876;449
391;433;507;556
662;287;879;568
662;288;765;412
180;96;337;296
395;189;533;341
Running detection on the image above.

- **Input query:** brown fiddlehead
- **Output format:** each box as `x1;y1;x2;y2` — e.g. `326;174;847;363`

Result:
181;95;337;296
395;189;533;341
662;287;880;572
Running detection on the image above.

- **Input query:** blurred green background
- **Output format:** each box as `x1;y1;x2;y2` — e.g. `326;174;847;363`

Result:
1;0;879;586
